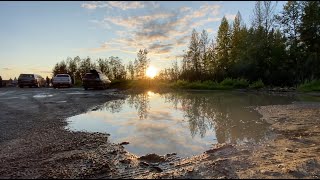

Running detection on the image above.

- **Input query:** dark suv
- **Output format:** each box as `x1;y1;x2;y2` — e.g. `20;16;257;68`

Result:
82;70;111;90
18;74;46;88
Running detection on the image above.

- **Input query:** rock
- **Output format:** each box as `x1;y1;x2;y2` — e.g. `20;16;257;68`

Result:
119;142;129;146
285;148;294;153
139;161;149;166
150;166;163;173
277;164;284;168
119;159;131;164
138;153;166;163
260;169;266;174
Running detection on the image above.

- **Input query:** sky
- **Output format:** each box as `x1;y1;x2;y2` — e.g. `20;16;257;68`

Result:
0;1;286;80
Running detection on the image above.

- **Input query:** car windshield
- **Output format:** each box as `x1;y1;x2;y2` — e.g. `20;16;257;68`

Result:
19;74;34;78
56;74;70;78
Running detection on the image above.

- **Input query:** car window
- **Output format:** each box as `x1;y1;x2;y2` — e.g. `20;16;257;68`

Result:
84;73;99;79
56;74;70;78
19;74;34;78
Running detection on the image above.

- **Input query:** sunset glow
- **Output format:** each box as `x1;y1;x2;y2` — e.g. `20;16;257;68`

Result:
146;66;157;78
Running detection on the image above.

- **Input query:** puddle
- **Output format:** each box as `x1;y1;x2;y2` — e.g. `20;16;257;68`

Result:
33;94;54;98
66;91;88;95
57;101;67;103
66;91;301;157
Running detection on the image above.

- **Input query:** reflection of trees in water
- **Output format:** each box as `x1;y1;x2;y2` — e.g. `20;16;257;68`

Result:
100;91;293;144
101;92;151;120
127;93;150;120
101;99;125;113
163;92;293;144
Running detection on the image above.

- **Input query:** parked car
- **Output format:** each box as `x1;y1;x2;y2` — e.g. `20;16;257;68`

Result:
82;69;111;90
18;74;46;88
52;74;72;88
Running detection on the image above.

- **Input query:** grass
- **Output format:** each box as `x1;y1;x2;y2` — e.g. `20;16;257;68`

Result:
298;80;320;92
249;79;265;89
109;78;267;91
109;79;172;90
73;78;269;91
172;78;256;90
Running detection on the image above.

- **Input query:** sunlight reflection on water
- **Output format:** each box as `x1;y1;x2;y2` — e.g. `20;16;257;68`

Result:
66;91;296;157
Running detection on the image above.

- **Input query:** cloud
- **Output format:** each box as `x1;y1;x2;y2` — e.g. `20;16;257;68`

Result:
2;68;11;71
84;2;222;59
108;1;145;10
180;6;192;13
81;2;111;10
81;3;98;10
81;1;159;11
191;17;221;27
225;14;236;21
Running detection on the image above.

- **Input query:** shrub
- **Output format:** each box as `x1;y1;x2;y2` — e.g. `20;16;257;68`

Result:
249;79;265;89
220;78;234;87
220;78;249;89
298;80;320;92
233;78;249;88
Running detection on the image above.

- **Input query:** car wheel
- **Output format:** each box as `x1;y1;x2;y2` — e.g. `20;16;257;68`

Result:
84;87;88;90
19;85;24;88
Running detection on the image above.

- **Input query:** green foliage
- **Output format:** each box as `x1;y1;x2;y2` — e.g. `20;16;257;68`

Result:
51;1;320;91
249;79;265;89
172;79;249;90
298;80;320;92
220;78;249;88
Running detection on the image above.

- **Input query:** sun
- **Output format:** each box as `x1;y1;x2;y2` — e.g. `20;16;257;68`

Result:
146;66;157;78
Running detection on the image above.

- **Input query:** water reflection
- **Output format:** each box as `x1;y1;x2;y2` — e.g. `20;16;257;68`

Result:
67;90;295;156
161;91;291;144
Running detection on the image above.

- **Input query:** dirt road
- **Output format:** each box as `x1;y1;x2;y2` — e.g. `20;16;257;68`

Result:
0;87;319;179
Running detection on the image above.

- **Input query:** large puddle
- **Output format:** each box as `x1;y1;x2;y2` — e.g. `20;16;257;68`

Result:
66;91;297;157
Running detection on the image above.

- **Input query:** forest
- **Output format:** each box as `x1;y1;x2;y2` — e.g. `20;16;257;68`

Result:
52;1;320;90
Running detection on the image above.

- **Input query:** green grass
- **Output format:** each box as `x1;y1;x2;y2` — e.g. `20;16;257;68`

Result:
249;79;265;89
109;79;172;90
298;80;320;92
172;78;250;90
108;78;267;91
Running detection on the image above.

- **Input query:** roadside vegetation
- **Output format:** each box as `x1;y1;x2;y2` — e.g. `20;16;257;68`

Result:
298;80;320;92
51;1;320;92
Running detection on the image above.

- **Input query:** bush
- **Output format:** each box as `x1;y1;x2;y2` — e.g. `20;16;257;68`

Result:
220;78;249;89
298;80;320;92
220;78;235;87
233;78;249;88
249;79;265;89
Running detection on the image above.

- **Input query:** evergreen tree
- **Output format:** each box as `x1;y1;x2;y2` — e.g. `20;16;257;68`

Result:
215;16;231;80
299;1;320;79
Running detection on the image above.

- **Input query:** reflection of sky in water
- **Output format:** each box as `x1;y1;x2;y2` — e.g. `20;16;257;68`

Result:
66;91;296;157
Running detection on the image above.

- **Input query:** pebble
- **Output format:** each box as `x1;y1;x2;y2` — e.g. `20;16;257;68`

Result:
119;142;130;146
285;148;294;153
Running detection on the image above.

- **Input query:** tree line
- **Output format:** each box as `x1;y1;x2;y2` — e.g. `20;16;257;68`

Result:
158;1;320;86
52;49;150;82
53;1;319;87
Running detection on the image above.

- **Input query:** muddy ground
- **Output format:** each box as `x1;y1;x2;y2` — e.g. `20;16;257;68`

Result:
0;87;319;179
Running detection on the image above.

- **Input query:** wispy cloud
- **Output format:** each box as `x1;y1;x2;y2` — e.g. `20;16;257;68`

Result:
108;1;145;10
2;68;11;71
82;2;222;59
81;1;159;10
81;1;111;10
225;13;236;21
